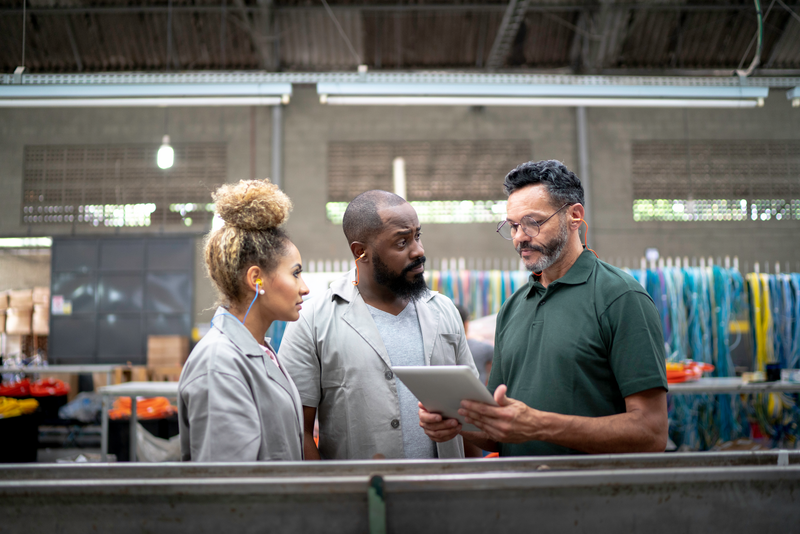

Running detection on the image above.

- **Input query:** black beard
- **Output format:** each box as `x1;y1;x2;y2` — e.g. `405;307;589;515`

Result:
372;253;429;301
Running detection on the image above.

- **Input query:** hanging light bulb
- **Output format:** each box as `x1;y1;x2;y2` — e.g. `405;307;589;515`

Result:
157;135;174;169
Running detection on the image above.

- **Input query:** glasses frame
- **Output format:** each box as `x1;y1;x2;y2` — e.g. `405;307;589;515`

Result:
496;203;572;241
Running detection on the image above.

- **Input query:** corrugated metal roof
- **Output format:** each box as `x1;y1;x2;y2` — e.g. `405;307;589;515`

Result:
0;0;797;73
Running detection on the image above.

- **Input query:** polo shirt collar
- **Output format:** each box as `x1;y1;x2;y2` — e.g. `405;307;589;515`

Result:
527;249;596;296
331;268;437;303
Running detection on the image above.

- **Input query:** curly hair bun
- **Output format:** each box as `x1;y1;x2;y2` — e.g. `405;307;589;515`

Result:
213;179;292;230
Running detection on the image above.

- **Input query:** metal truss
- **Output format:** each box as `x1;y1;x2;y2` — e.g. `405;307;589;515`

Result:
2;71;799;88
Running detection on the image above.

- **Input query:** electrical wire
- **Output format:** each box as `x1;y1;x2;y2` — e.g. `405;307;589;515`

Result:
735;0;765;77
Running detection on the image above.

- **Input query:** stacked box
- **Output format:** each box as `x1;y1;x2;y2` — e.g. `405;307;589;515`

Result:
6;307;32;335
32;286;50;306
147;336;189;368
112;366;149;384
0;291;6;333
32;304;49;335
8;289;33;308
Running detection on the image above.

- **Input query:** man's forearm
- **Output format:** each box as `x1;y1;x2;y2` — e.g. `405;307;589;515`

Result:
462;386;667;454
303;432;321;460
538;412;665;453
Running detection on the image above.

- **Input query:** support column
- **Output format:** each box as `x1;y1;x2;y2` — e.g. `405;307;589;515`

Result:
576;106;592;246
271;104;283;188
129;396;137;462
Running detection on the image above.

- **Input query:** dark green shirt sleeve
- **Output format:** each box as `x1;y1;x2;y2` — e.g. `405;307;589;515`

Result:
599;290;669;398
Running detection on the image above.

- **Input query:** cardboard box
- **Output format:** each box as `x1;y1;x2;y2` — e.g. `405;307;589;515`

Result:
32;286;50;306
147;336;189;368
8;289;33;308
0;291;8;310
32;304;49;335
6;308;32;335
149;366;183;382
112;365;150;385
0;310;4;334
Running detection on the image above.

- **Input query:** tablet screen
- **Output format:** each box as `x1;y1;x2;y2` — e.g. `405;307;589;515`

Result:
391;365;497;432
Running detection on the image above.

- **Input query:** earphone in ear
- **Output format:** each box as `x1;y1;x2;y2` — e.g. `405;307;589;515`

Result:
353;252;367;286
255;278;265;295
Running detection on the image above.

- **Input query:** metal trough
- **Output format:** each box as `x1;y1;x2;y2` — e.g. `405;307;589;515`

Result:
1;451;797;533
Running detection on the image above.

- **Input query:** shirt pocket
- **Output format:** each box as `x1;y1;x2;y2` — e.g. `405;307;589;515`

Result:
431;333;460;366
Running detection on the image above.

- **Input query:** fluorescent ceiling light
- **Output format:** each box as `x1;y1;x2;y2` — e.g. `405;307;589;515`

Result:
789;87;800;107
0;96;286;107
317;82;768;99
0;83;292;98
0;237;52;248
320;96;764;108
0;83;291;107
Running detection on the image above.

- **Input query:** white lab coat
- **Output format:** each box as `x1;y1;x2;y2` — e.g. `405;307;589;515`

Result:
179;307;304;461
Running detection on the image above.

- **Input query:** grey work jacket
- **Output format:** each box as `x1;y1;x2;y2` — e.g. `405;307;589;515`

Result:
279;270;478;460
178;307;304;462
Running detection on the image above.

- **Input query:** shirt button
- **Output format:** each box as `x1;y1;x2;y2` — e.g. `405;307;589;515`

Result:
391;419;400;429
539;300;546;306
385;370;393;380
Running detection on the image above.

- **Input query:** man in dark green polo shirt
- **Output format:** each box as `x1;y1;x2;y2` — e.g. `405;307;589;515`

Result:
419;160;668;455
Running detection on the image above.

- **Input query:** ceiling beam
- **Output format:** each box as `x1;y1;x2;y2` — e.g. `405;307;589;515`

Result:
485;0;531;69
232;0;273;70
0;4;768;16
765;13;800;68
63;18;83;72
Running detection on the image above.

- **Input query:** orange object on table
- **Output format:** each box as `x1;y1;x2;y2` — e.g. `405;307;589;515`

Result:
108;396;177;420
0;378;31;397
30;378;70;397
666;361;715;384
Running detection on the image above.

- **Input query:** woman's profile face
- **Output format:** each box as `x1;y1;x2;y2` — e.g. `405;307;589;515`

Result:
262;242;309;323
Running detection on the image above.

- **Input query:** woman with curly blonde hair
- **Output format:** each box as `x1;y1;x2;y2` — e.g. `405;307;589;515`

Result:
179;179;309;462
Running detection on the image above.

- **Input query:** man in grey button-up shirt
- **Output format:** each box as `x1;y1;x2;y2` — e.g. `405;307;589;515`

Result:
279;191;480;460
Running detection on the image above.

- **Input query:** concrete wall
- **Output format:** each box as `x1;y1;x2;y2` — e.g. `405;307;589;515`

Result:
0;251;51;291
588;94;800;272
1;86;799;324
281;85;569;266
0;105;273;323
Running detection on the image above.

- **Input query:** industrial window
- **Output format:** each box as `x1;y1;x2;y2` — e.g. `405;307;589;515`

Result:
22;144;227;228
632;141;800;222
326;140;532;223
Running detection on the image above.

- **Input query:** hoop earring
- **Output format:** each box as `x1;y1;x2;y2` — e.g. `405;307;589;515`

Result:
353;252;366;286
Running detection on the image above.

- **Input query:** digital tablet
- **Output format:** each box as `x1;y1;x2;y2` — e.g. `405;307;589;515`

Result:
391;365;498;432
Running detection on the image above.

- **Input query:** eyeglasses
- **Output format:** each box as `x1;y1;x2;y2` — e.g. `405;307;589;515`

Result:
496;203;571;240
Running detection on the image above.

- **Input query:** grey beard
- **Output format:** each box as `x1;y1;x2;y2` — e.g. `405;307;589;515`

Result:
517;217;569;273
